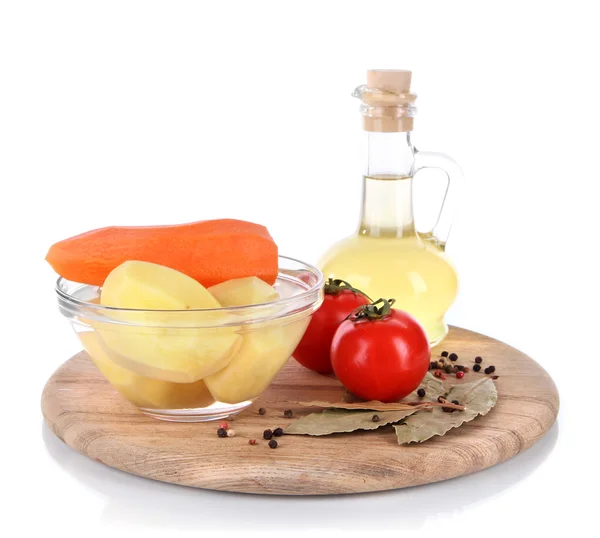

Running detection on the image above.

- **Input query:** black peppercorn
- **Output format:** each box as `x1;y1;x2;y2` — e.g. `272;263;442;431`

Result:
484;365;496;374
449;353;458;361
437;396;446;404
441;351;449;357
217;428;228;438
372;414;380;422
442;406;454;413
417;388;426;398
283;409;293;418
445;365;454;374
452;400;460;405
273;427;284;437
473;364;481;372
430;361;439;370
258;407;266;415
475;356;483;364
455;364;465;371
268;439;278;449
263;429;273;440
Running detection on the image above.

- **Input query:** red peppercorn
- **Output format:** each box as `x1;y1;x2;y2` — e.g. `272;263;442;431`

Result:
248;439;257;445
456;371;465;379
219;422;229;430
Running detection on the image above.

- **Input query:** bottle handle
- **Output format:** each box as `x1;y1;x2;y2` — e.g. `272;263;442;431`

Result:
413;149;464;250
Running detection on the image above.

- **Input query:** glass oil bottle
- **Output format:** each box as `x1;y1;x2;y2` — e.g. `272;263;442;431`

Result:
319;70;463;345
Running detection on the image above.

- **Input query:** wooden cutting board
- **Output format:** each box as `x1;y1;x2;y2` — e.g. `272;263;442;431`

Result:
41;326;559;495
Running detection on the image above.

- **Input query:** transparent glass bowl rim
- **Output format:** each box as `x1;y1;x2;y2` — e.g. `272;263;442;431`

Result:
56;254;324;329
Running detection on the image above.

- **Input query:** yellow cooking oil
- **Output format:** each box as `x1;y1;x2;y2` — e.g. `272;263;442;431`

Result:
319;175;459;346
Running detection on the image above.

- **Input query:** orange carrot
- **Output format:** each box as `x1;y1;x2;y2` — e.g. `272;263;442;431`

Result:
46;219;278;287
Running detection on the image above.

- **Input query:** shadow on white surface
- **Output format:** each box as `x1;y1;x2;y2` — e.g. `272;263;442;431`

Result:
42;420;558;530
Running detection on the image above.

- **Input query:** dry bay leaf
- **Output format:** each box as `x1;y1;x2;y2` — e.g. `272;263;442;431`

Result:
394;378;497;444
338;372;446;408
290;399;464;412
405;372;446;402
294;400;416;411
285;408;417;436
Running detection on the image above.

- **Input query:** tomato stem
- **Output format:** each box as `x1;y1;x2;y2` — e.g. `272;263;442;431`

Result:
346;297;396;322
323;278;371;300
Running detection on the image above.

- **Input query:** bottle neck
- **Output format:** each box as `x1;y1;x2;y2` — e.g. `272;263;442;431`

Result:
359;132;417;237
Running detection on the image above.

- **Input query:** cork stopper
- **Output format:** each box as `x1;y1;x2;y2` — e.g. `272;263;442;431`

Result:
360;69;416;133
367;69;412;94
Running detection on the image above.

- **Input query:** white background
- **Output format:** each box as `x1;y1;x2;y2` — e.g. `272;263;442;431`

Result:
1;1;598;536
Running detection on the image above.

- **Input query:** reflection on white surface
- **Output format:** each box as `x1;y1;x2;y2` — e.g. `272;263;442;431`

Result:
42;421;558;530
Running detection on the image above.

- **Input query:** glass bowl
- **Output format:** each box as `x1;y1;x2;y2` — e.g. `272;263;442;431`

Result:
55;255;323;422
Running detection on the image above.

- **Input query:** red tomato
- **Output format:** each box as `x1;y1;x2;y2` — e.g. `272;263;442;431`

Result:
293;280;370;374
331;302;430;402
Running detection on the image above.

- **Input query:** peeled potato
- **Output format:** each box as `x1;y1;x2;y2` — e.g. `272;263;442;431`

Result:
133;377;215;410
95;323;241;383
100;260;221;310
204;273;305;403
95;261;240;383
205;318;310;404
77;331;215;409
78;330;137;388
209;276;279;306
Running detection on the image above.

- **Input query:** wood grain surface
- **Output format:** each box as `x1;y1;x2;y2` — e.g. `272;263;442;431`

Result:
41;326;559;495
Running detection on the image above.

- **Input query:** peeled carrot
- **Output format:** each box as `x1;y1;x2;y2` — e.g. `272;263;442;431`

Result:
46;219;278;287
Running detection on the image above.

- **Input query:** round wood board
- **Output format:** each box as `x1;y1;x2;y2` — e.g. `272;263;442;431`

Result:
42;326;559;495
